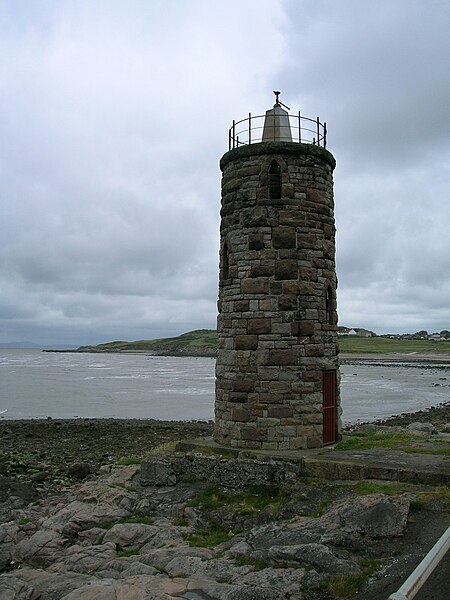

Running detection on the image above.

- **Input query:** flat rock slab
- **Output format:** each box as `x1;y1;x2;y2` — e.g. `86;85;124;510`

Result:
304;448;450;484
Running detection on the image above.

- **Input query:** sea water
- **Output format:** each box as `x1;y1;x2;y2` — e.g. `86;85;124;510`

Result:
0;349;448;423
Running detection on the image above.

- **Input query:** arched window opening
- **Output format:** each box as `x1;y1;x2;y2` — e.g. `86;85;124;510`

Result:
268;160;282;199
325;286;333;325
222;241;230;279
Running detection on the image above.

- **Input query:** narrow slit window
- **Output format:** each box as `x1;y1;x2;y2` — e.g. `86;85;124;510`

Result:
325;286;333;324
268;160;282;199
222;241;229;279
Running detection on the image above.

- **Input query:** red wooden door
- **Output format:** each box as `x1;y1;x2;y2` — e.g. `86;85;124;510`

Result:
322;370;337;445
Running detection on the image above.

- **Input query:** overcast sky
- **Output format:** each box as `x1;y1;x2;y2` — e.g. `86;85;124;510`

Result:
1;0;449;346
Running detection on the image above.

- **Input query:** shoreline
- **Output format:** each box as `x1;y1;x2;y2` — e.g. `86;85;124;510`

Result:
1;399;449;427
43;349;450;362
1;402;449;496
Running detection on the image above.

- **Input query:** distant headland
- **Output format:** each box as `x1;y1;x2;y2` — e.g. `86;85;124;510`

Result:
42;327;450;358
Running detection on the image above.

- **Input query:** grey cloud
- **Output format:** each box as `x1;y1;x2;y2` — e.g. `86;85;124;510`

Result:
0;0;448;345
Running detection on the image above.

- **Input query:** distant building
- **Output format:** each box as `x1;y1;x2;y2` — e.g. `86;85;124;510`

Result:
356;329;373;338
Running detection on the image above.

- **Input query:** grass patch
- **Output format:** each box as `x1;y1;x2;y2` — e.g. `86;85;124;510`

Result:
196;446;239;459
309;497;334;518
188;485;232;510
121;516;154;525
117;440;178;466
186;521;233;547
186;485;281;547
145;441;178;456
334;431;425;451
403;447;450;457
305;558;383;599
328;573;368;599
339;336;450;354
346;480;449;508
117;455;142;465
235;555;269;570
329;559;383;599
411;485;450;508
117;548;140;557
188;484;281;515
18;517;31;525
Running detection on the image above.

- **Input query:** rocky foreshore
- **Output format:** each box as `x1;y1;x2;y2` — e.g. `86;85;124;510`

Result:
0;460;433;600
1;405;449;599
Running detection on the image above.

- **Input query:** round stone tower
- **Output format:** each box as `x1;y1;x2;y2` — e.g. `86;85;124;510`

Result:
214;93;340;450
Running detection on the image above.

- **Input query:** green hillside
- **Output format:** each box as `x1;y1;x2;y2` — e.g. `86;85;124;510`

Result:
338;336;450;354
77;329;217;356
77;330;450;357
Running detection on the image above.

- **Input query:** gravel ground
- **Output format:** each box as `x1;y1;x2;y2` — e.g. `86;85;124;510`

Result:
0;419;213;494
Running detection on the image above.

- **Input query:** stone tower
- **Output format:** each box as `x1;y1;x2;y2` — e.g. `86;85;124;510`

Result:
214;93;340;450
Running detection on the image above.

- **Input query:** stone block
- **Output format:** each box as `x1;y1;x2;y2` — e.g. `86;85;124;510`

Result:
228;392;249;403
268;349;297;366
271;322;291;335
234;300;249;312
289;437;308;450
278;295;298;310
298;267;316;280
217;350;237;365
302;370;322;382
272;227;296;249
231;407;251;422
247;318;272;334
307;436;323;449
305;344;324;357
297;320;315;336
241;278;270;294
283;281;300;294
241;207;268;227
241;426;268;441
267;405;294;418
270;281;283;295
275;260;298;280
259;298;276;310
279;210;307;226
268;381;291;394
261;442;279;450
259;393;283;403
251;264;274;277
233;378;255;392
297;282;316;295
235;335;258;350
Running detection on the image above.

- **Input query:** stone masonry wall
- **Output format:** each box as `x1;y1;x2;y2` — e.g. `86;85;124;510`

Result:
214;142;340;450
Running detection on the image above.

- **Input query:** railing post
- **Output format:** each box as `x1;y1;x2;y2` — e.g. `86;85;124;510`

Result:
298;111;301;143
232;120;236;149
316;117;320;147
248;112;251;145
324;122;327;149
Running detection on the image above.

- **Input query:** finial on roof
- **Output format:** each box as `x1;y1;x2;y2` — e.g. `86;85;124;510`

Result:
273;90;290;110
